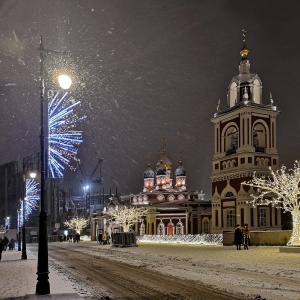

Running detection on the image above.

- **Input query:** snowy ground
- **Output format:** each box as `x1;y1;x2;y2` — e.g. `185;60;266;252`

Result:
1;242;300;300
0;249;78;299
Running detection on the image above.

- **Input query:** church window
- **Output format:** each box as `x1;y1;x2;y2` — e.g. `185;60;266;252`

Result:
177;194;185;201
259;208;267;227
203;218;209;234
176;219;184;235
225;192;234;198
253;79;261;104
156;194;165;201
229;82;237;107
226;209;236;228
157;220;165;235
139;221;145;236
253;124;266;152
225;126;238;155
168;194;175;202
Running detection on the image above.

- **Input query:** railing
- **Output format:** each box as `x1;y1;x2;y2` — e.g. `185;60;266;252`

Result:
137;234;223;245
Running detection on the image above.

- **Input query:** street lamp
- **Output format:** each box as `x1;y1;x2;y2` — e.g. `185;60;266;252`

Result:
22;171;37;260
36;36;71;295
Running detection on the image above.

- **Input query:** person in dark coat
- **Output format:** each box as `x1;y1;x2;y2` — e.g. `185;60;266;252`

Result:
234;224;243;250
75;232;80;243
98;232;103;245
2;236;9;251
8;238;15;250
0;238;4;260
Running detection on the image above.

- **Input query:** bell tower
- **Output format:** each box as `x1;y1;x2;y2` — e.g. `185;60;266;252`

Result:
211;32;281;233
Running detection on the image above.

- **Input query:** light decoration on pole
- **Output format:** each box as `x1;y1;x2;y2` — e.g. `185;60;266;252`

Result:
19;178;40;227
48;91;85;178
242;160;300;247
104;204;148;233
63;217;89;234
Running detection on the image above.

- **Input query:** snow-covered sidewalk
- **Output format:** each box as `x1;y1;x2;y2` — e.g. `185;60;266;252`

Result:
0;249;81;299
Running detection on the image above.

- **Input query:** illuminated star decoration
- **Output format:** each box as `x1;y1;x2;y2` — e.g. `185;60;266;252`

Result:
48;91;85;178
19;178;40;226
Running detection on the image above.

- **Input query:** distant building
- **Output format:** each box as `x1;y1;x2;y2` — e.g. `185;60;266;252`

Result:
211;35;282;233
91;144;210;240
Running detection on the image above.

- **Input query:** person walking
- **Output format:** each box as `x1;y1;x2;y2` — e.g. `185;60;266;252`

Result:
8;238;15;250
234;224;243;250
98;231;103;245
0;238;4;260
75;232;80;243
2;236;9;251
107;232;110;245
102;231;107;245
243;224;250;250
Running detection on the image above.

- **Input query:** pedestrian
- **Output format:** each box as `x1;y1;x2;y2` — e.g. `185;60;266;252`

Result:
234;224;243;250
98;231;103;245
107;232;110;245
8;238;15;250
0;238;4;260
102;231;107;245
2;236;9;251
243;224;250;250
75;232;80;243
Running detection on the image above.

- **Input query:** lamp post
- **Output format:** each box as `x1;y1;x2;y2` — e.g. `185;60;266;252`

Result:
22;171;37;260
36;36;71;295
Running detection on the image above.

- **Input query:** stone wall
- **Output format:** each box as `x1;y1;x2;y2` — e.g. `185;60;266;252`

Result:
223;230;292;246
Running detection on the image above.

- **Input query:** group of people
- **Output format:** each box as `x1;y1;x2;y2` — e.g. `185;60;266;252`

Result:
0;236;16;261
97;231;110;245
234;224;250;250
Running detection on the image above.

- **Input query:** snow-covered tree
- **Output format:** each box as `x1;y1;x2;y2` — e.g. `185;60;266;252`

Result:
105;205;147;232
242;161;300;246
64;217;89;234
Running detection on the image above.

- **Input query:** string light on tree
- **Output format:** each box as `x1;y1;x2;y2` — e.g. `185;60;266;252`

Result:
63;217;89;234
242;160;300;247
104;203;148;233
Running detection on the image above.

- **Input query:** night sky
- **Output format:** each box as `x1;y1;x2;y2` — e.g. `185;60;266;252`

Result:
1;0;300;197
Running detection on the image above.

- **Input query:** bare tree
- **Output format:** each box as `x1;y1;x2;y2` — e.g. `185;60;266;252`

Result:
64;217;89;234
105;205;147;232
242;161;300;246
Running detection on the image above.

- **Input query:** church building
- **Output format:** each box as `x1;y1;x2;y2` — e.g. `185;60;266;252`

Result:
211;35;281;233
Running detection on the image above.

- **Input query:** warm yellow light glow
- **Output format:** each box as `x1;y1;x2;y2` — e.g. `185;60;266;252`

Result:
58;74;72;89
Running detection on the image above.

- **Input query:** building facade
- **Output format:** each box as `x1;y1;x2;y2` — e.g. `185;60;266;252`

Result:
211;37;281;233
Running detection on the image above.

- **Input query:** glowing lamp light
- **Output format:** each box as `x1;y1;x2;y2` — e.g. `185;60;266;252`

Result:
29;172;37;179
58;74;72;89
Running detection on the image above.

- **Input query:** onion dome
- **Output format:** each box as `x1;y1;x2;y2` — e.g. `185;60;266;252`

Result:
156;160;167;175
144;166;155;178
175;161;186;176
156;154;172;170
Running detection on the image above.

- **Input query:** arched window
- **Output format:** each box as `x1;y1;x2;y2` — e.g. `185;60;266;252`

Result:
176;219;184;235
224;126;238;155
139;221;145;236
167;219;174;235
203;218;209;234
229;82;237;107
157;219;165;235
253;123;266;152
253;79;261;104
225;191;234;198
